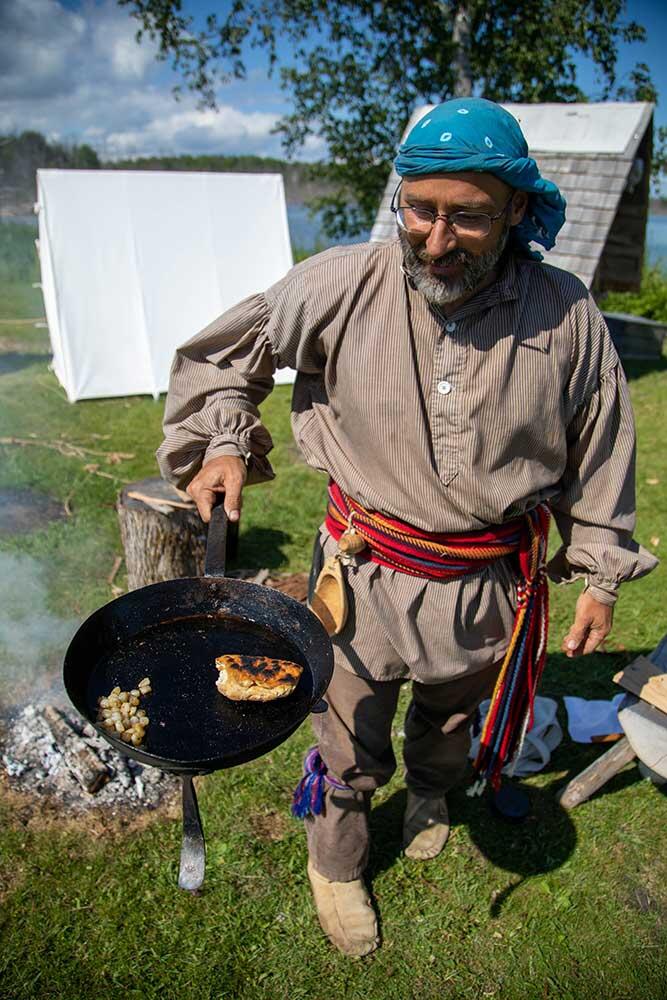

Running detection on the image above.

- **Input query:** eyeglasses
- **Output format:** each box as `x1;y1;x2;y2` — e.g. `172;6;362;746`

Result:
391;182;513;239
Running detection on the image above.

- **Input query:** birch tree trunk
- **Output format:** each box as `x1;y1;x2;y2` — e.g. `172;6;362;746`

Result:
452;2;473;97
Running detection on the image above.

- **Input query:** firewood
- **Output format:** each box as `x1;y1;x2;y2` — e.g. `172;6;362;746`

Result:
42;706;109;794
559;737;637;810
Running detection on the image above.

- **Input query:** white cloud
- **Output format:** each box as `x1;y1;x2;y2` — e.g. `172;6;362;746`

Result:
0;0;319;160
102;102;282;158
0;0;86;99
90;4;157;81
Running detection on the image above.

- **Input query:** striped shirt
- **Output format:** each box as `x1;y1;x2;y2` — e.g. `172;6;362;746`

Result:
157;239;657;683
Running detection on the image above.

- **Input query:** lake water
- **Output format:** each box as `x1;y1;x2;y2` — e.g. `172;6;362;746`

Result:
646;215;667;266
5;205;666;265
286;203;370;252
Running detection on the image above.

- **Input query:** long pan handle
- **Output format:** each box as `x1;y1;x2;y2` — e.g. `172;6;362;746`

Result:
178;775;206;893
204;501;227;578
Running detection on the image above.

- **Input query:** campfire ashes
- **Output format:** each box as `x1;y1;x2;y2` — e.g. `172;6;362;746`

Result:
2;704;178;811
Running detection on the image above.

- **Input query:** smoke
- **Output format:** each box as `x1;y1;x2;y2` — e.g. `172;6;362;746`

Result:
0;551;78;712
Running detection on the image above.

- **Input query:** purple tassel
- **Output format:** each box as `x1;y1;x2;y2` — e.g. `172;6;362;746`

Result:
291;746;348;819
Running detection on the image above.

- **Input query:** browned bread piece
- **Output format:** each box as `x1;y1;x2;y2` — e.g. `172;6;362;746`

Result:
215;654;303;702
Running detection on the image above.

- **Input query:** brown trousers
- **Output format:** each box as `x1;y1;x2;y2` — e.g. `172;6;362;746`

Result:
305;659;501;881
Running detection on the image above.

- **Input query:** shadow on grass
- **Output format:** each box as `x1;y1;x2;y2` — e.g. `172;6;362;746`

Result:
541;649;650;704
360;647;667;917
227;527;292;571
368;779;577;915
0;350;50;374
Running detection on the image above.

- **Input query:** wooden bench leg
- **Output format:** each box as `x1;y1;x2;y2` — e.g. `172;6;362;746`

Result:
558;737;637;810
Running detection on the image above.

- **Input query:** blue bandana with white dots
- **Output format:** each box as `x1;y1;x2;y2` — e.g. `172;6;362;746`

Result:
394;98;566;261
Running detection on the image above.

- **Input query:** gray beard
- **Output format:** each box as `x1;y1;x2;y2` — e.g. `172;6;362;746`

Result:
398;222;510;308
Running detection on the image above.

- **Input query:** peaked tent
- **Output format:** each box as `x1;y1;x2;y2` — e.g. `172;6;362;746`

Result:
371;102;654;292
37;169;295;401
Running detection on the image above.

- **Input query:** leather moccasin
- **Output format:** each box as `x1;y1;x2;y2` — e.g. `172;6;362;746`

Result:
307;860;379;957
403;790;450;861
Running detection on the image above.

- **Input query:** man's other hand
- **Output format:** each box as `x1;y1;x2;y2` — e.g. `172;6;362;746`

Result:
186;455;247;524
561;590;613;658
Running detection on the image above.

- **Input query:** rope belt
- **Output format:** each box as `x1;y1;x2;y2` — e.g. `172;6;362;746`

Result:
324;482;551;791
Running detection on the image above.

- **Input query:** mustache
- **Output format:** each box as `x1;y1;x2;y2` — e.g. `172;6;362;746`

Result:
411;246;475;267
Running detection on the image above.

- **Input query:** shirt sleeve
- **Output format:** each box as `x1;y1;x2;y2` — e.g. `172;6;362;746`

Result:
547;350;658;607
156;257;329;490
156;293;279;490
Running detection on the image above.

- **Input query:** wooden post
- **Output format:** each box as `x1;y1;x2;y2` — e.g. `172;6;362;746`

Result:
558;737;637;810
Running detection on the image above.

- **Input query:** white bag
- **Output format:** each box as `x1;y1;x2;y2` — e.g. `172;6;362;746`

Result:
469;696;563;776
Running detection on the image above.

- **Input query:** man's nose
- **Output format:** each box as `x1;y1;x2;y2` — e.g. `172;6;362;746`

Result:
424;217;458;258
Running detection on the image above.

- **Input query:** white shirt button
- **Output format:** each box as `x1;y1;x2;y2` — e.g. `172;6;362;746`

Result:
437;380;453;395
445;321;457;333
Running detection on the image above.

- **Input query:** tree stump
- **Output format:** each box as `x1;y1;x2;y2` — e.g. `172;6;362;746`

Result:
117;477;238;591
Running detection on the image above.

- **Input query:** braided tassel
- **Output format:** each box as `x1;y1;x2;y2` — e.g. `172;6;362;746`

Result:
291;746;349;819
472;504;551;792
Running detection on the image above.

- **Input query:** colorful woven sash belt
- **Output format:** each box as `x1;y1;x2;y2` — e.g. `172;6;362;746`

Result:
324;481;551;791
326;481;525;580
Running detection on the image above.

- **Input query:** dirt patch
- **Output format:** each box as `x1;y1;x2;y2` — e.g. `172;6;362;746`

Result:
267;572;309;603
0;771;180;840
623;867;667;922
247;808;290;842
0;486;66;535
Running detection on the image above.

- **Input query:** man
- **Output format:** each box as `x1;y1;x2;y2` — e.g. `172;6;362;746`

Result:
157;98;656;957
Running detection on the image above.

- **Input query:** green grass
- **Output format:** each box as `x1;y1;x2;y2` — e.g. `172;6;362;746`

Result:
1;224;667;1000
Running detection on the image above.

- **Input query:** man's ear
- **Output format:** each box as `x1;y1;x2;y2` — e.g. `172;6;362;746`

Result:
509;190;529;226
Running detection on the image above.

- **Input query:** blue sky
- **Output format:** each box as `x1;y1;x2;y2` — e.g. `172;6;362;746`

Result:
1;0;666;173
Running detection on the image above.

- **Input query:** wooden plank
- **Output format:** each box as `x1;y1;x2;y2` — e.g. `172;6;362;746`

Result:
559;737;637;810
557;173;627;194
559;221;612;242
547;244;602;262
562;190;621;211
538;156;629;179
560;205;615;225
554;238;606;257
614;657;667;715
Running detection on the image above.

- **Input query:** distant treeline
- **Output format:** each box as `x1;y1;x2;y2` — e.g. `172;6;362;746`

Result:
0;132;328;211
0;131;100;209
107;153;329;202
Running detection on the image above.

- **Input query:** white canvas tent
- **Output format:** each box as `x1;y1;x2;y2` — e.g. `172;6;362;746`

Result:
36;169;295;401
